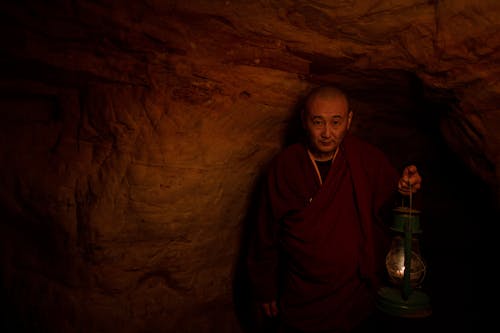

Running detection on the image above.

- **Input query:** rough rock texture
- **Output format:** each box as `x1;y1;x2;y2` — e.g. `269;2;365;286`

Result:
0;1;498;332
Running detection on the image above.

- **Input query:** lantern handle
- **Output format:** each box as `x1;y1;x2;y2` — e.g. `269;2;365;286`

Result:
402;183;413;300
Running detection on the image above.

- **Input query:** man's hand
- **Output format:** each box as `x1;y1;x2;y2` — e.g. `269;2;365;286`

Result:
398;165;422;195
261;300;278;318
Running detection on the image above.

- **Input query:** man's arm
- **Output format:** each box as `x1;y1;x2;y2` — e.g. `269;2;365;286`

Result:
247;171;280;317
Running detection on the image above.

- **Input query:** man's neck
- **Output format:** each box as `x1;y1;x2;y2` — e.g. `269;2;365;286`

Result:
309;149;336;162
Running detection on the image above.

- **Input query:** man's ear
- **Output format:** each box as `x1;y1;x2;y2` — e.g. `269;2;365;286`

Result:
347;111;353;130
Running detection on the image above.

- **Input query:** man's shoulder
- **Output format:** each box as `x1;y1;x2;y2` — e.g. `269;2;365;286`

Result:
280;142;305;155
343;134;392;168
270;142;306;166
344;134;385;156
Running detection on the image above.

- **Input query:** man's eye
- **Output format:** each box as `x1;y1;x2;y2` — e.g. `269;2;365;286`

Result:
313;120;323;125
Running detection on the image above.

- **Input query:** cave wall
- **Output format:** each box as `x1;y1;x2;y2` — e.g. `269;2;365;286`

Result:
1;1;499;332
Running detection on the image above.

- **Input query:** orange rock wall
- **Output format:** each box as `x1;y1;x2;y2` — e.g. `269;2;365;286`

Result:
0;1;498;332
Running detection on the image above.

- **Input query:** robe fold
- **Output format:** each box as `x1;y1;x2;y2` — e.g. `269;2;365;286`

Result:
248;134;400;332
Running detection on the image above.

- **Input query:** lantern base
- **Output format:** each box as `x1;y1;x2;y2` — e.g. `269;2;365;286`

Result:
376;287;432;318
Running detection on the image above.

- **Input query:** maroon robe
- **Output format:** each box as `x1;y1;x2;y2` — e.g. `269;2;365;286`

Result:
248;134;400;332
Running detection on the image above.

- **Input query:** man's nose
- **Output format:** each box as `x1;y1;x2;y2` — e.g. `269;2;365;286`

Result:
322;124;332;137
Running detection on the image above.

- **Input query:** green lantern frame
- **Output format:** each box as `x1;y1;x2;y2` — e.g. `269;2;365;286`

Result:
376;206;432;318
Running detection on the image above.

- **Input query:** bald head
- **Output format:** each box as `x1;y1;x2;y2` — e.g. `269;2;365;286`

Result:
301;86;350;126
304;86;349;117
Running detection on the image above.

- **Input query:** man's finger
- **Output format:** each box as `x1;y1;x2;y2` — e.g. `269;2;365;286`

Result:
262;303;271;317
404;165;417;176
270;301;278;317
261;301;278;317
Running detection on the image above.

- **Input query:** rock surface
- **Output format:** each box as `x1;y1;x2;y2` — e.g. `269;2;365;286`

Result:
0;1;498;332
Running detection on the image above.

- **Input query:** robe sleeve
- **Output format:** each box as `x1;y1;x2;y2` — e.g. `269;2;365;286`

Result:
342;135;400;287
246;165;280;303
373;152;400;227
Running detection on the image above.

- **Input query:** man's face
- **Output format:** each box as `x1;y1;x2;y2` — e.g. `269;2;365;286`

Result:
303;96;352;159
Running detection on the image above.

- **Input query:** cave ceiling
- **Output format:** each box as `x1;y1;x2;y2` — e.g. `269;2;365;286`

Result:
1;1;498;197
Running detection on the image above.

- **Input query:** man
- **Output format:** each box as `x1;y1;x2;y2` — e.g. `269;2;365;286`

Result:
247;85;422;332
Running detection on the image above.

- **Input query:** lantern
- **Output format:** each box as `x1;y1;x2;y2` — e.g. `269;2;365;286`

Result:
376;205;432;318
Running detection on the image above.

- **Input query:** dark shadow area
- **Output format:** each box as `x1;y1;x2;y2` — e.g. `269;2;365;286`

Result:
282;92;308;148
232;170;276;333
0;271;25;333
409;77;498;331
421;144;497;332
0;208;52;333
